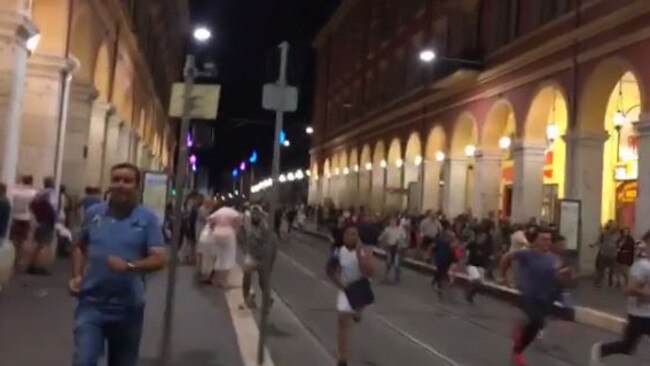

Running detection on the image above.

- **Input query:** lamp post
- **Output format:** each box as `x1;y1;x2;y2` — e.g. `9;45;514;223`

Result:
160;26;212;365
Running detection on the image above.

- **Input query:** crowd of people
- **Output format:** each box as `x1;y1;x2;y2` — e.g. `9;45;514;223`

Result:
309;203;650;366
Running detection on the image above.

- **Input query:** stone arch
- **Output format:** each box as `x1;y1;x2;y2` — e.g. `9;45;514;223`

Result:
579;57;647;133
360;144;372;167
93;42;111;102
525;82;569;142
68;1;103;82
373;140;386;165
451;112;478;158
404;132;422;164
483;99;516;150
425;125;447;161
349;148;359;172
387;138;402;165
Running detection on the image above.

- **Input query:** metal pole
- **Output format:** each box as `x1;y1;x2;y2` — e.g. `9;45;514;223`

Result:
159;54;195;365
258;41;289;365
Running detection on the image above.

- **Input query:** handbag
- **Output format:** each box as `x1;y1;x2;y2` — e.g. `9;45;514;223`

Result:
344;277;375;310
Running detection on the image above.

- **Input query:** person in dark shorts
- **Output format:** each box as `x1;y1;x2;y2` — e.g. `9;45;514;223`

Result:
27;177;57;275
10;175;37;269
431;220;457;296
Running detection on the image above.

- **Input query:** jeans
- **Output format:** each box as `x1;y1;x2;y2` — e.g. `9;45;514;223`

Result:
602;315;650;357
384;246;402;282
514;297;551;353
73;300;144;366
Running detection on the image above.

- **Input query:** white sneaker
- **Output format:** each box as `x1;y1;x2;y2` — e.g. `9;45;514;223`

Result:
590;342;605;366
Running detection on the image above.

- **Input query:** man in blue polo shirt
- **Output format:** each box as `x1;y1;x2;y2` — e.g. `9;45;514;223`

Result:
69;163;166;366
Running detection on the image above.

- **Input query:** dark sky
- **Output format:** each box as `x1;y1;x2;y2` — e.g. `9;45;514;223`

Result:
189;0;341;191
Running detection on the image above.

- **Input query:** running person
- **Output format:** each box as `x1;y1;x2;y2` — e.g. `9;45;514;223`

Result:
431;220;457;296
590;231;650;366
465;221;492;303
500;226;568;366
326;225;375;366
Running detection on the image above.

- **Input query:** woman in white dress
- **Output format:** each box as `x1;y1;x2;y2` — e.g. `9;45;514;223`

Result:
326;225;376;366
199;206;241;287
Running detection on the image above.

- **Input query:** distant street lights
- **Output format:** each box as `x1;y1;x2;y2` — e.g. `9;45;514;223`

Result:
193;26;212;43
419;49;436;63
306;126;314;135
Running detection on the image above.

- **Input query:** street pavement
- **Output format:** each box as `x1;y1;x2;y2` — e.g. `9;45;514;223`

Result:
0;260;244;366
270;231;649;366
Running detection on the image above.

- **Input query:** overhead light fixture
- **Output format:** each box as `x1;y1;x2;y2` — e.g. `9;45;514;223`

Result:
26;33;41;53
395;159;404;168
414;155;423;166
365;162;372;171
306;126;314;134
613;110;627;129
419;49;436;63
296;170;305;180
353;164;360;172
287;173;295;181
546;124;559;143
334;168;340;176
499;136;512;150
193;26;212;42
380;159;387;168
279;174;287;182
435;151;446;162
464;145;476;158
343;167;350;175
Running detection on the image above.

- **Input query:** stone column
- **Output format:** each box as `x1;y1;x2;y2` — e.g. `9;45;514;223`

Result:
371;166;386;213
385;164;403;212
443;158;469;218
17;54;72;186
473;150;503;219
0;7;37;185
565;132;607;274
61;82;96;196
85;101;110;188
635;119;650;238
422;159;442;212
511;141;547;223
102;115;121;190
117;123;131;164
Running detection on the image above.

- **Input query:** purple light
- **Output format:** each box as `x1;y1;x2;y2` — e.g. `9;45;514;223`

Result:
191;163;197;172
239;162;246;171
189;154;197;165
187;134;194;148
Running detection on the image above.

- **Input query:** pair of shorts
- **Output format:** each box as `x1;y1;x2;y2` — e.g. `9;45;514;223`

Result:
34;225;54;246
10;220;30;243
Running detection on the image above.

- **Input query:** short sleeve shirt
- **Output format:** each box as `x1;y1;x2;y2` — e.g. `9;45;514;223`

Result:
79;203;164;307
514;250;557;301
628;258;650;317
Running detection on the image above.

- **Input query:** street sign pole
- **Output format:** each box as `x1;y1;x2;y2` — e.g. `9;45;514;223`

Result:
159;55;195;365
257;41;289;365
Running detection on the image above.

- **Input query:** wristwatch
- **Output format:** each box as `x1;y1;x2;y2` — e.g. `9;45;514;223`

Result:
126;261;136;272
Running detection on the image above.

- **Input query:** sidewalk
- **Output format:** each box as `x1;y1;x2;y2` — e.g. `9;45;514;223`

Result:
300;224;629;334
0;259;246;366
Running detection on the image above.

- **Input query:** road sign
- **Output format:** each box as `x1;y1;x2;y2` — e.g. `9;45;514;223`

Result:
262;83;299;112
169;83;221;120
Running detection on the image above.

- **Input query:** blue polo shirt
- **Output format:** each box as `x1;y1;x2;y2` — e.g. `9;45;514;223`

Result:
79;202;164;307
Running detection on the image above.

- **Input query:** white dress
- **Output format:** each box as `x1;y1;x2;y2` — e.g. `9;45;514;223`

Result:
210;207;241;271
335;246;363;313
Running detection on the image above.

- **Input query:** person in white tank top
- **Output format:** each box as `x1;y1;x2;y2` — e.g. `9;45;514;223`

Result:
327;225;375;366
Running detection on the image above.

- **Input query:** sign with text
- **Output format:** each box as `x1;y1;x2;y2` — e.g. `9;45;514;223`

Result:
169;83;221;120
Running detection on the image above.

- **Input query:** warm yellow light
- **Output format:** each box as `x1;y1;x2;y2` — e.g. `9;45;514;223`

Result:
499;136;511;150
414;155;423;166
395;159;404;168
546;124;559;142
353;164;359;172
380;159;387;168
613;110;627;128
343;167;350;175
435;151;446;162
464;145;476;157
365;162;372;171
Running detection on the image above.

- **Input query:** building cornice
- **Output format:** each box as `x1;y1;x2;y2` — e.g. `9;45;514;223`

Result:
313;0;358;48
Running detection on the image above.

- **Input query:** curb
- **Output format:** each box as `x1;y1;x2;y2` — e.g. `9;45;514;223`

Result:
299;228;626;334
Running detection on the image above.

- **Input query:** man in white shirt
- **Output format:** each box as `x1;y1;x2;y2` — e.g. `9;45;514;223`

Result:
591;232;650;365
9;175;37;270
419;210;442;253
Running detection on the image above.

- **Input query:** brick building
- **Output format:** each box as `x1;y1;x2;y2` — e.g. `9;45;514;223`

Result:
308;0;650;272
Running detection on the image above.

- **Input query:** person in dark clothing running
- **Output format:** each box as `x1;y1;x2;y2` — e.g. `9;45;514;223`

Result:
431;220;457;296
465;221;493;303
500;225;570;366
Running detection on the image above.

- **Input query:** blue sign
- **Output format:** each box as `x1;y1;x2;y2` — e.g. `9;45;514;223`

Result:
249;150;258;164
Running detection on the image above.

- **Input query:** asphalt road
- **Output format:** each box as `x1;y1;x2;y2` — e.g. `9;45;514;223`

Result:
269;231;649;366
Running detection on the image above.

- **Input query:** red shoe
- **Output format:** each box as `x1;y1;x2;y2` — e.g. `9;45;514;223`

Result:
512;352;526;366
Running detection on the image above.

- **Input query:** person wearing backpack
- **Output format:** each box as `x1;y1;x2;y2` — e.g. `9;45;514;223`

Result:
27;177;57;275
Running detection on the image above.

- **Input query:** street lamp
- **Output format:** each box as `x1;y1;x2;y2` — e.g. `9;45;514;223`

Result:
193;26;212;42
435;151;446;162
419;49;436;63
283;140;291;147
380;159;387;168
499;136;512;150
464;144;476;158
546;124;559;145
414;155;423;166
365;162;373;171
343;167;350;175
306;126;314;135
26;33;40;54
395;159;404;168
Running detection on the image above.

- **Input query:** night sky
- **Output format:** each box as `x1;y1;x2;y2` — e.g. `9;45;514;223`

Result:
189;0;341;191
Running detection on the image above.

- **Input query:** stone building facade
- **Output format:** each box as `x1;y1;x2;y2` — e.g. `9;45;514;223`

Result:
0;0;187;196
309;0;650;272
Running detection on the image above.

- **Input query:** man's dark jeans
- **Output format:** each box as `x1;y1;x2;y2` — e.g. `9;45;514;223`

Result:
73;300;144;366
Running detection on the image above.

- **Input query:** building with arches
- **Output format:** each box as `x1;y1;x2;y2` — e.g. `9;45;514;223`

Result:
308;0;650;273
0;0;187;196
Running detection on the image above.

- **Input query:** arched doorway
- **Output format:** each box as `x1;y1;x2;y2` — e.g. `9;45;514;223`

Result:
371;141;386;212
424;125;446;212
359;145;372;209
404;133;423;213
515;84;568;223
480;99;516;218
386;138;403;212
447;112;478;217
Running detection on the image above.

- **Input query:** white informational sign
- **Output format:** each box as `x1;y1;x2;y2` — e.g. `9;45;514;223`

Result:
169;83;221;120
262;83;299;112
142;172;169;224
558;200;581;251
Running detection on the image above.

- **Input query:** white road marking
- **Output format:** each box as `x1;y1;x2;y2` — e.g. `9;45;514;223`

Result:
278;249;464;366
224;266;275;366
